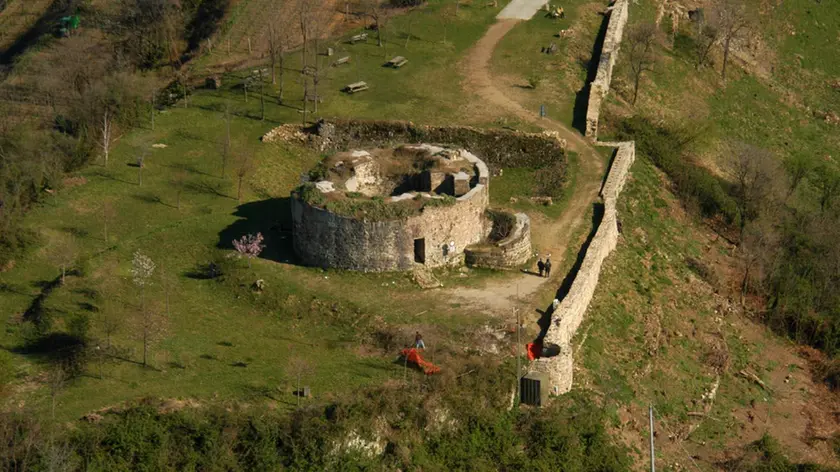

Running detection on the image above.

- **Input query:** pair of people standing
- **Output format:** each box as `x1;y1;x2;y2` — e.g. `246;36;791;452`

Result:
537;257;552;278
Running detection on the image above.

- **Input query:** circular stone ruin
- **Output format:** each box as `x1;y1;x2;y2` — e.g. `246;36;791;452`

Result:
291;144;506;272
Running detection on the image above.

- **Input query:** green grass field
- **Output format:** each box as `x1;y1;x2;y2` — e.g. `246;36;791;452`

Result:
491;0;608;129
0;1;587;421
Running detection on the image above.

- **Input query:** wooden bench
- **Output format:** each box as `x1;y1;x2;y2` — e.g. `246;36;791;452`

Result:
343;81;369;94
348;33;368;44
385;56;408;68
332;56;351;67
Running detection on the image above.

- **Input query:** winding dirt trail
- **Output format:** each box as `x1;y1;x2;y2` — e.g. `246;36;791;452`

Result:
447;20;606;313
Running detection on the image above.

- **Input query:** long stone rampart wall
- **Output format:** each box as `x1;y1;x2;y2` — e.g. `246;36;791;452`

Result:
533;143;635;394
585;0;629;138
532;0;636;396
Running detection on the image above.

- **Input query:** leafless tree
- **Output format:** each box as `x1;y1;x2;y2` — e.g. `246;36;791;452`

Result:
441;4;457;44
404;5;419;48
0;411;41;471
234;148;254;202
221;100;232;178
361;0;387;47
171;170;188;210
298;0;314;70
47;362;69;419
136;147;149;186
98;300;122;351
715;0;750;80
95;262;122;350
289;357;313;406
729;142;779;238
101;199;117;244
782;153;812;199
41;438;74;472
627;23;658;105
48;234;78;285
177;67;191;108
133;298;168;368
267;22;288;86
694;24;719;69
96;109;118;167
812;164;840;215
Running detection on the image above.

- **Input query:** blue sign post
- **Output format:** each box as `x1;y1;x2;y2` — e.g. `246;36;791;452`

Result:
539;104;546;118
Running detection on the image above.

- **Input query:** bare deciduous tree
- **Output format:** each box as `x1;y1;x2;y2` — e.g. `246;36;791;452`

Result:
171;170;188;210
812;164;840;214
782;153;812;199
96;109;117;167
288;356;313;406
361;0;387;47
47;362;69;419
48;234;78;285
695;24;719;69
0;410;41;472
234;148;254;202
221;100;232;178
627;23;658;105
730;142;779;237
715;0;750;80
101;199;116;244
133;298;168;368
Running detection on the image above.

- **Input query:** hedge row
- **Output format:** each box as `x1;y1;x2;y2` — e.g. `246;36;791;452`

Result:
315;119;568;175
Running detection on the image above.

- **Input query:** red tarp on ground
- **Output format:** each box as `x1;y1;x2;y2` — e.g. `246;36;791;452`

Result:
526;342;542;360
400;348;441;375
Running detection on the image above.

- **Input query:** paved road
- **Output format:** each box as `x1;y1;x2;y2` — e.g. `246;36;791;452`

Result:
497;0;546;20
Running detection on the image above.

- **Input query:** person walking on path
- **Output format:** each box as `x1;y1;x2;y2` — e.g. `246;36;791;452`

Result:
537;258;545;277
414;331;426;350
544;258;552;278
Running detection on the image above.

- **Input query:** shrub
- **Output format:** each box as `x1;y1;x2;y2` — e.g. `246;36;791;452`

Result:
295;183;326;206
423;195;456;208
617;116;740;225
487;210;516;242
534;159;569;198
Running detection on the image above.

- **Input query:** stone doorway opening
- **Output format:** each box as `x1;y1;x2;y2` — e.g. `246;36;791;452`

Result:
414;238;426;264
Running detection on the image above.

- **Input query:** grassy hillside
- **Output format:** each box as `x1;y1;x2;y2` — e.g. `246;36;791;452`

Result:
491;0;840;467
0;1;573;423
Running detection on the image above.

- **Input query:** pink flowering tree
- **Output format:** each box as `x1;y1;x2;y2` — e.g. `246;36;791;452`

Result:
232;232;265;267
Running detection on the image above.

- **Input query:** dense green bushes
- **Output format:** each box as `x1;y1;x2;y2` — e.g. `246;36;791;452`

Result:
319;119;568;175
617;116;739;225
722;434;835;471
0;389;632;471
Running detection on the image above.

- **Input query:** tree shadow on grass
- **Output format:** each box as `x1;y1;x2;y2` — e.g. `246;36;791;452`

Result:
9;332;87;368
216;197;295;264
572;11;610;135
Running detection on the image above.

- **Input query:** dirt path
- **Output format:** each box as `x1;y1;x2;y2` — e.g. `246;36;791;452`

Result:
447;19;606;313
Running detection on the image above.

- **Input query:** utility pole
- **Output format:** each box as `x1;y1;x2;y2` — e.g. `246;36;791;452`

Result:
515;284;521;406
649;405;656;472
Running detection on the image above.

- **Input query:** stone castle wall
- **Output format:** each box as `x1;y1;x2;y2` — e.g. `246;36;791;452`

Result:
585;0;629;138
464;213;533;269
291;151;491;272
533;0;636;395
533;142;635;393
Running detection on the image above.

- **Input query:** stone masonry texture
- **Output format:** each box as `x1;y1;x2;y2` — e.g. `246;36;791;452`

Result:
585;0;629;138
